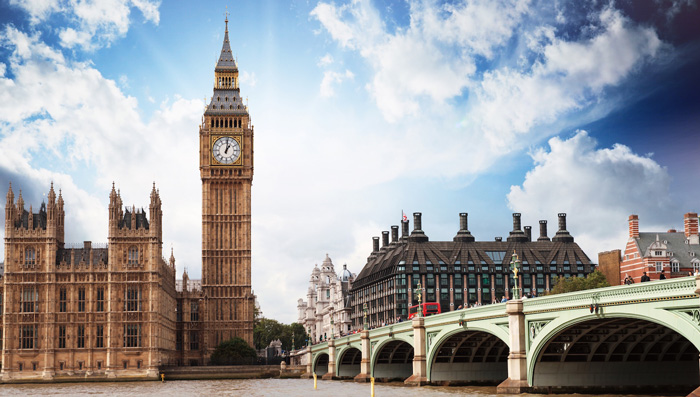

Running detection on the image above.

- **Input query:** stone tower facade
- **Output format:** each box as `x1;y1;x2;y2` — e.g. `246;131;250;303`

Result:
0;183;177;381
199;17;255;352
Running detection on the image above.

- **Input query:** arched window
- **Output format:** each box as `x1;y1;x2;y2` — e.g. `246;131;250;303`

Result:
24;247;36;266
128;246;138;266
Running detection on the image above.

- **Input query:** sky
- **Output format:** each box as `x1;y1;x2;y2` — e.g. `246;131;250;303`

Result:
0;0;699;324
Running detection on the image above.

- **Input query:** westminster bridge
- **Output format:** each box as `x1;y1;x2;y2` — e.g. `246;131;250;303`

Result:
304;276;700;394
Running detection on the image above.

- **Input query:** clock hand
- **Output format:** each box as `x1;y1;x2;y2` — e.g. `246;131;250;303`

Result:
225;143;230;154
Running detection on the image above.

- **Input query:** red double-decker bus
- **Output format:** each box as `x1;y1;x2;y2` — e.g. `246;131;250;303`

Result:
408;302;441;319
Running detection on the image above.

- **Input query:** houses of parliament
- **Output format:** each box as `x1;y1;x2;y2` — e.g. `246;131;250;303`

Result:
0;18;254;380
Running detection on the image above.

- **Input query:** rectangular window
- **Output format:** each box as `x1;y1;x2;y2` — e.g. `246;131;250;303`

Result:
655;262;663;272
59;288;67;312
78;287;86;312
439;274;449;287
21;287;37;313
95;325;104;348
124;324;140;347
453;275;462;287
77;325;85;348
20;325;36;349
671;262;679;273
96;288;104;312
190;301;199;322
58;326;66;349
426;274;435;287
190;331;199;350
125;286;140;312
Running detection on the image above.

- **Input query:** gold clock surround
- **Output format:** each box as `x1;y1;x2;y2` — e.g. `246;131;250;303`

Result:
210;134;243;166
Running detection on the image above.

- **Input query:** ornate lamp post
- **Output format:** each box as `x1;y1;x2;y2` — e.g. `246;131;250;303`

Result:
362;302;368;330
330;310;335;340
292;333;295;351
307;327;312;346
414;281;423;317
510;250;521;300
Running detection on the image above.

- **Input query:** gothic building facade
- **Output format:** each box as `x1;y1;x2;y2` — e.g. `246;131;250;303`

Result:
0;183;177;381
350;212;596;330
297;255;355;342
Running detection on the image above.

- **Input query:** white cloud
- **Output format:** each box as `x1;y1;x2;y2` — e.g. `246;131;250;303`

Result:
318;53;334;67
9;0;161;50
319;69;354;97
0;25;202;279
507;130;674;259
239;70;257;88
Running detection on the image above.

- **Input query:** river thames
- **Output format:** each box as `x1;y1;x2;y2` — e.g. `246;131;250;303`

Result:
0;379;683;396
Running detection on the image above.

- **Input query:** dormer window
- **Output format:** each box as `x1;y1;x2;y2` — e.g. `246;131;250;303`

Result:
655;250;663;256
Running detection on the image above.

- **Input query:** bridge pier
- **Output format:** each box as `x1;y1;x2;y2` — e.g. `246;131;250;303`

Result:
301;347;313;378
404;317;428;386
354;330;372;382
497;300;531;394
322;340;338;380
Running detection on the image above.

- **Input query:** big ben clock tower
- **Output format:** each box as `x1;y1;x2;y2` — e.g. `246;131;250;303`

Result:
199;17;255;351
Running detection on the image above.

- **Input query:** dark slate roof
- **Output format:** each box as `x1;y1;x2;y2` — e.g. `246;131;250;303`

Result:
205;89;248;116
57;248;108;266
119;209;149;230
636;232;700;266
216;22;238;71
352;239;593;289
16;203;47;230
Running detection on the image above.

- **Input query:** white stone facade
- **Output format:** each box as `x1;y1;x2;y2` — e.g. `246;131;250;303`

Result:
297;254;355;343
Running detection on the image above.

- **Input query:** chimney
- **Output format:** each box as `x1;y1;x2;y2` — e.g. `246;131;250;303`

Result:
495;237;503;242
538;220;550;241
372;237;380;253
628;215;639;239
409;212;429;242
508;213;528;242
84;241;91;250
453;212;475;242
552;213;574;243
401;220;409;241
513;213;522;231
391;225;399;244
685;213;699;245
524;226;532;242
382;231;390;248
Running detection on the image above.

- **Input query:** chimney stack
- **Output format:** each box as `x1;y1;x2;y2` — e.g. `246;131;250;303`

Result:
495;237;503;242
524;226;532;242
628;215;639;239
391;225;399;244
401;220;409;241
685;213;699;245
507;213;528;242
382;231;390;248
453;212;475;242
409;212;429;242
372;237;380;253
552;213;574;242
538;220;549;241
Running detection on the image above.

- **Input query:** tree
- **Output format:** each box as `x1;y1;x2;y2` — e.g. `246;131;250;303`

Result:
254;318;308;351
548;270;610;295
210;337;258;365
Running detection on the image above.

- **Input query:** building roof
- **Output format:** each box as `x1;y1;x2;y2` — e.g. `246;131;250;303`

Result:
215;18;237;71
637;232;700;265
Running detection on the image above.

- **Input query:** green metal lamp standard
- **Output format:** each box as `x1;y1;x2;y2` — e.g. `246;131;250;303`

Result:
330;312;335;340
363;302;368;330
414;281;423;318
510;250;521;300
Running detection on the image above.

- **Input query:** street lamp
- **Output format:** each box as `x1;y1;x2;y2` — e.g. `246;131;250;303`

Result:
414;281;423;317
362;303;368;330
330;310;335;340
510;250;521;300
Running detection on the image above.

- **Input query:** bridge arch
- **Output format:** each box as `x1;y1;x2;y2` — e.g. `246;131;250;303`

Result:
528;309;700;392
312;352;329;376
336;346;362;378
427;327;509;384
370;337;414;380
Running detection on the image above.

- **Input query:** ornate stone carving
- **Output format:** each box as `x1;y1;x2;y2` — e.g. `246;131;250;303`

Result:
528;320;550;342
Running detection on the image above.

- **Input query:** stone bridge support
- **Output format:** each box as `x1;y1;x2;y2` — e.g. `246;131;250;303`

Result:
405;317;427;386
497;300;530;394
354;330;371;382
322;340;338;380
301;348;312;378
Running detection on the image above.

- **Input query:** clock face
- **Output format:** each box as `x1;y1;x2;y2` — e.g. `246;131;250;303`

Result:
212;136;241;165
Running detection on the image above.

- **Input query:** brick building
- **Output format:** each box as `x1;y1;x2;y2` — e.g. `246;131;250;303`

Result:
350;212;596;330
617;213;700;283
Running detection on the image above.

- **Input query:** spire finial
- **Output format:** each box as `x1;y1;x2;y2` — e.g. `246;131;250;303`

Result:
224;7;229;32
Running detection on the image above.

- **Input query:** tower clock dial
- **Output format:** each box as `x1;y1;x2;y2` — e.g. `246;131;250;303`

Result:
212;136;241;165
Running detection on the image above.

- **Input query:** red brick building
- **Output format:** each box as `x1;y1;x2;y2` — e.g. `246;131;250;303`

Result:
619;213;700;283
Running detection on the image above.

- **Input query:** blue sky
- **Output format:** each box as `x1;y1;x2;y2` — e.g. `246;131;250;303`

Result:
1;0;699;323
